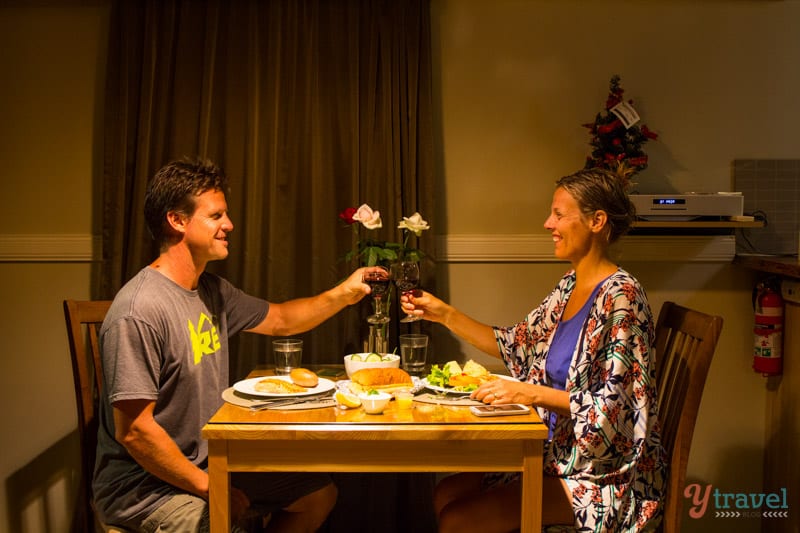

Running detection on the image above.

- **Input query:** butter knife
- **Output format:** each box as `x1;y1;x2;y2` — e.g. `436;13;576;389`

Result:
249;393;334;411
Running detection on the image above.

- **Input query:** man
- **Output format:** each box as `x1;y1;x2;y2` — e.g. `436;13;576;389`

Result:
93;157;376;531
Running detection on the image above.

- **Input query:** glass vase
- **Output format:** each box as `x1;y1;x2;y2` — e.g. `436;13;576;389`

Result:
365;297;390;353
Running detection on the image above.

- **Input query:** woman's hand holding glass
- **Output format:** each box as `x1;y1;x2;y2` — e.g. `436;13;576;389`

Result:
400;289;450;324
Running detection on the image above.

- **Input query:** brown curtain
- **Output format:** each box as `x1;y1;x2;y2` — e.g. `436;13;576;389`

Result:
100;0;436;382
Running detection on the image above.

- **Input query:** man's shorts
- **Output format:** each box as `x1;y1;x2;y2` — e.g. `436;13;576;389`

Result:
140;472;332;532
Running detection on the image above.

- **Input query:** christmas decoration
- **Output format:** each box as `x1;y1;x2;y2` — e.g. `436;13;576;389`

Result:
583;75;658;187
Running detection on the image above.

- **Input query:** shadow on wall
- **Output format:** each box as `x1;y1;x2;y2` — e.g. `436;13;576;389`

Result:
422;267;471;369
628;137;687;196
6;430;80;533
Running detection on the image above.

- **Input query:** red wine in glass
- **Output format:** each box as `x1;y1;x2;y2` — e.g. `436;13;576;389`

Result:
391;261;421;322
395;279;417;293
367;277;390;297
363;269;390;324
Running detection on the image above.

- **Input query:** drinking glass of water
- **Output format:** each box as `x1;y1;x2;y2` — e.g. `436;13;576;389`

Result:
399;333;428;376
273;338;303;375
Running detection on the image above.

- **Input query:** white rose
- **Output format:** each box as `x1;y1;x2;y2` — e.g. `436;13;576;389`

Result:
352;203;383;230
398;212;430;236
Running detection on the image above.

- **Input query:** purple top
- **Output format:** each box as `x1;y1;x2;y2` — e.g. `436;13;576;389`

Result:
544;280;604;438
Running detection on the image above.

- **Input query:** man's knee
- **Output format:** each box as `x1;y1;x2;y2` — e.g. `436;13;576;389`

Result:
437;503;471;533
285;481;337;520
311;481;337;514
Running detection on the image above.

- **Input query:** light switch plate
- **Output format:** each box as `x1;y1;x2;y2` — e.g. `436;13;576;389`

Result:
782;279;800;304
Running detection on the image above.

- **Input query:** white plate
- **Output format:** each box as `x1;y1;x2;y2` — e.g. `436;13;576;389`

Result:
336;376;425;395
233;375;335;398
422;374;514;395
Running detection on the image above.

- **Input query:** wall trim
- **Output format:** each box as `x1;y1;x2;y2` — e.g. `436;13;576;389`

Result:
0;234;102;262
435;234;736;263
0;232;735;263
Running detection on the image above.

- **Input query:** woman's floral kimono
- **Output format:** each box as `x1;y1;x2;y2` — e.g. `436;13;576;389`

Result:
494;268;666;532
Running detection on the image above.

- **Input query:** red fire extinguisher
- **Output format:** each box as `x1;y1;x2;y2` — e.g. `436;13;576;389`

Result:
753;280;784;376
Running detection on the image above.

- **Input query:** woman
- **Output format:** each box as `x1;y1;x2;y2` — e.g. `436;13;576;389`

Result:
402;169;666;532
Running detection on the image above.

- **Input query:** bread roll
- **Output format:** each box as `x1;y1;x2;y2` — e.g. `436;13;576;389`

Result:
350;368;413;392
462;360;489;377
290;368;319;388
443;360;462;375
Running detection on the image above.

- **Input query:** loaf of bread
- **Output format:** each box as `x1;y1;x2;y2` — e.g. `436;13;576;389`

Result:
350;367;413;393
290;368;319;388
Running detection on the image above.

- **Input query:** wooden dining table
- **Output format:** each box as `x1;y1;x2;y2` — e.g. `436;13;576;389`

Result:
202;368;548;532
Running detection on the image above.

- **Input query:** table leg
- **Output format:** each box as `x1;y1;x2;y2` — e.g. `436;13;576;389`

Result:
207;440;230;532
520;439;543;533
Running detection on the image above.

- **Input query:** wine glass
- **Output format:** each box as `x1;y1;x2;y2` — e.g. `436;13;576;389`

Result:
363;268;391;324
390;261;421;323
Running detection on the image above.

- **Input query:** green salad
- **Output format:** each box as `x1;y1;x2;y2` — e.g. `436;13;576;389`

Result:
425;364;478;392
426;364;451;388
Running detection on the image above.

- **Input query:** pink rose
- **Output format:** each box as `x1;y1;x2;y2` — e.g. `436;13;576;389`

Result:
352;204;383;230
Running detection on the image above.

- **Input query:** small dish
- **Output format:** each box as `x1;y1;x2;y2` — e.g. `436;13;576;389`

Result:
393;390;414;410
358;390;392;414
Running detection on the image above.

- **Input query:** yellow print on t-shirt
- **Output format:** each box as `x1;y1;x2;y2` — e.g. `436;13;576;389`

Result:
188;312;221;364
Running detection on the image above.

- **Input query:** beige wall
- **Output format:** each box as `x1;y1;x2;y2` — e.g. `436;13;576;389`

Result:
0;4;109;532
1;1;798;532
431;0;800;232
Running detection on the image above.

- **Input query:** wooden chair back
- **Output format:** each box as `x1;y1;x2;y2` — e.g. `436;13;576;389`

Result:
654;301;723;533
63;299;113;533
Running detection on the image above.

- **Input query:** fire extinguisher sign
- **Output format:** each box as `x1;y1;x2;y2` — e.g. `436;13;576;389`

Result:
754;333;780;358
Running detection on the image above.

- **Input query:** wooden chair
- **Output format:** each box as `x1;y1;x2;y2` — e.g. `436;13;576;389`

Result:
654;301;723;533
63;299;129;533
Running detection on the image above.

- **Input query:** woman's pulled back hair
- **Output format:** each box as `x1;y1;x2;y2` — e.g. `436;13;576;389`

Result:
144;156;228;247
555;168;636;243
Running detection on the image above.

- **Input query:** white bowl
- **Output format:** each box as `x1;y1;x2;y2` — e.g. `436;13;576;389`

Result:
343;353;400;378
358;390;392;414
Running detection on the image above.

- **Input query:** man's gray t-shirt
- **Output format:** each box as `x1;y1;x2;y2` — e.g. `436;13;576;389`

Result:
92;267;269;528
